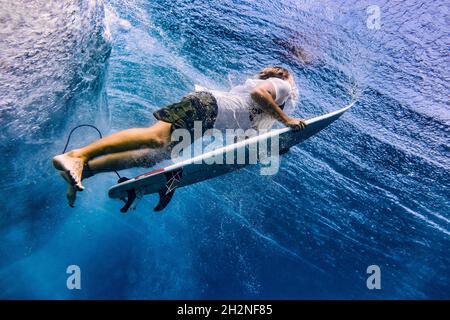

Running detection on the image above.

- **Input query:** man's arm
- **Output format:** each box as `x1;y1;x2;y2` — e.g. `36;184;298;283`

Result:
250;82;305;130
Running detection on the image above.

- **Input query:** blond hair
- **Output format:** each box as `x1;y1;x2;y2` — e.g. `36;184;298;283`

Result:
256;66;291;80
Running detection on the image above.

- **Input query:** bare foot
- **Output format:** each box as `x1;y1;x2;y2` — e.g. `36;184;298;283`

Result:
60;171;77;207
66;184;77;207
53;152;85;191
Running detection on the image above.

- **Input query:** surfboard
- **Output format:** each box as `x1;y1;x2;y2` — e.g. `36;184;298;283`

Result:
108;102;354;212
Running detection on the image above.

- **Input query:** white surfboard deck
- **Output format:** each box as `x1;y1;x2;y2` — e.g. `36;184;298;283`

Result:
108;102;354;208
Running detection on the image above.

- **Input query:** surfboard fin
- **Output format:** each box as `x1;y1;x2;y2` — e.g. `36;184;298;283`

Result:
117;177;142;213
154;169;183;212
154;189;176;212
120;188;137;213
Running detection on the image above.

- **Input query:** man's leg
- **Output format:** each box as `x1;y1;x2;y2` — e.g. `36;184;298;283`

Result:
72;121;172;160
53;121;172;190
87;147;171;174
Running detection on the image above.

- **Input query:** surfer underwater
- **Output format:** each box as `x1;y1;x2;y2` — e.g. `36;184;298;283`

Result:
53;66;305;206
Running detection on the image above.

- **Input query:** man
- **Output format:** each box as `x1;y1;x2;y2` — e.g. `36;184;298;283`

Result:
53;66;305;206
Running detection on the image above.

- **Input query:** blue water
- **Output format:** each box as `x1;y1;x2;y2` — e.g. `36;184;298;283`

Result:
0;0;449;299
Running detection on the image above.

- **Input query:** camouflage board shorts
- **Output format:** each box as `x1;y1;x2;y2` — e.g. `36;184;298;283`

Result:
153;91;218;136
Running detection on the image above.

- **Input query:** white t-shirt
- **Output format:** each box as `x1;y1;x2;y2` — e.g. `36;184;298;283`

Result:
195;77;297;131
